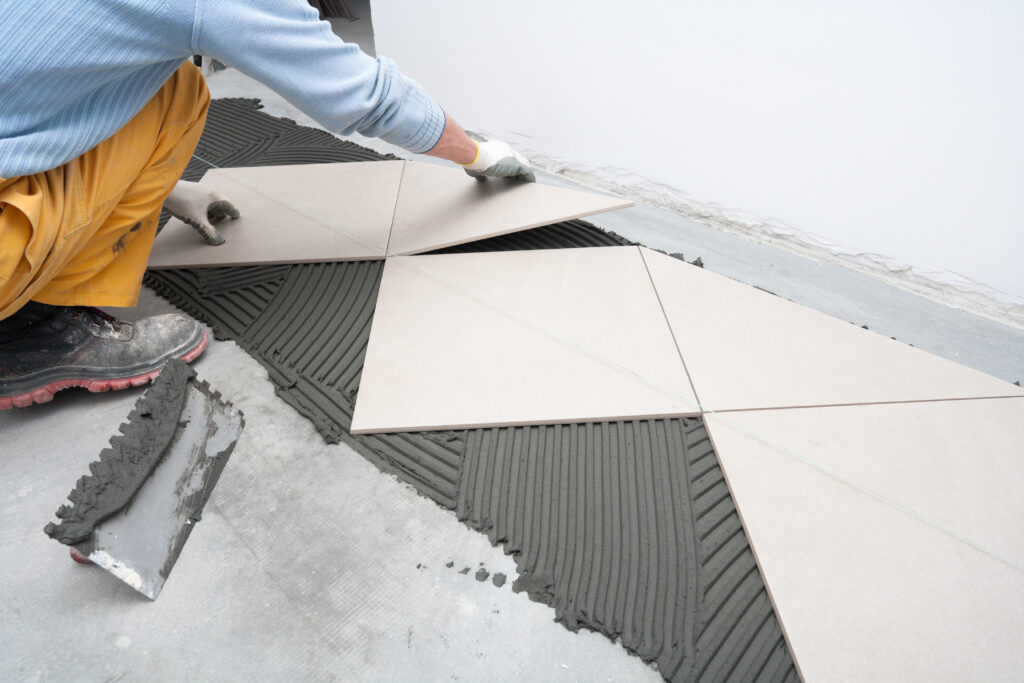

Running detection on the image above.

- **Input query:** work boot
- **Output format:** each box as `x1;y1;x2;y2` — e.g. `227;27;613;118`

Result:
0;302;207;409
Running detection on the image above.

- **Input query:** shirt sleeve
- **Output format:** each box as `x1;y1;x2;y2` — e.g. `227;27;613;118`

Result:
192;0;445;153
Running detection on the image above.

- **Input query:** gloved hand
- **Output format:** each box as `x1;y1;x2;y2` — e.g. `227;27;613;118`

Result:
163;180;239;246
461;139;536;182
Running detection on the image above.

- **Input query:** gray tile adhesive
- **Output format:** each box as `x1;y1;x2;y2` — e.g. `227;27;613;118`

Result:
145;99;799;681
43;359;196;546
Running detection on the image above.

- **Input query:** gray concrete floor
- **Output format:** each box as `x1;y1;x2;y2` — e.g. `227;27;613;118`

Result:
3;7;1023;681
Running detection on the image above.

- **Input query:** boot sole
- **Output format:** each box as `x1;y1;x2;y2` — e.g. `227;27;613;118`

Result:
0;329;207;410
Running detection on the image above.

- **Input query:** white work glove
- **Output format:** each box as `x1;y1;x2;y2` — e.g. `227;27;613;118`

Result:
461;139;536;182
163;180;239;246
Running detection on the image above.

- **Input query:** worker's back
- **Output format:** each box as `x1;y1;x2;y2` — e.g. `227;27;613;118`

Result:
0;0;445;180
0;0;192;177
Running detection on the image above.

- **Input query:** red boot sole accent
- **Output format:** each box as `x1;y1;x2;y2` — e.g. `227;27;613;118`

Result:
0;329;207;410
69;548;93;564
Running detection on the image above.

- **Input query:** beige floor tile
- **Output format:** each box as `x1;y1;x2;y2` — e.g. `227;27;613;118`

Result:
385;162;633;255
149;162;403;268
640;248;1024;410
351;246;698;434
704;399;1024;681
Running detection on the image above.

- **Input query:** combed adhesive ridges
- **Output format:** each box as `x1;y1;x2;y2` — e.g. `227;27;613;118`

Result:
144;98;799;681
195;264;291;297
458;420;797;682
146;266;283;341
150;259;466;506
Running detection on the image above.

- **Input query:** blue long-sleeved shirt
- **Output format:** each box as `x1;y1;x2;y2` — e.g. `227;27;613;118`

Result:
0;0;446;178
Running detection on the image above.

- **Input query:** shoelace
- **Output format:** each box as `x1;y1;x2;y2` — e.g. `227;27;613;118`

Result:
71;306;128;335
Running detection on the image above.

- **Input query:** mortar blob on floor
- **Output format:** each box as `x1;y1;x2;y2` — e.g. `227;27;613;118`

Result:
44;359;244;600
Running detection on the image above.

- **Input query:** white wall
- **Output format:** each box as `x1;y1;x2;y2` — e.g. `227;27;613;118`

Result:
373;1;1024;312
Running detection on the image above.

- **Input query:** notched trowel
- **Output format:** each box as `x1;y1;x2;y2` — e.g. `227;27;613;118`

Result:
43;359;244;600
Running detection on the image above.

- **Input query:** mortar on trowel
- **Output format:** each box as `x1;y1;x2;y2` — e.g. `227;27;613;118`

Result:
43;359;244;600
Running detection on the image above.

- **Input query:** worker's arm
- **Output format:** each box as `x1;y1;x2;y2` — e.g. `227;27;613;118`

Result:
423;114;477;164
194;1;442;151
194;1;533;179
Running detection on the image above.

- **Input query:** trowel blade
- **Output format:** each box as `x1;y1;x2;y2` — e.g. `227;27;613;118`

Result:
75;380;243;600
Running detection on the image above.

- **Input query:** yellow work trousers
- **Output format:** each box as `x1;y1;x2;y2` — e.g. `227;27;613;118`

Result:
0;61;209;319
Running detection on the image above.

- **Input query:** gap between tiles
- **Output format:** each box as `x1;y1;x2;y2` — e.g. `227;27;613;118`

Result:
382;159;406;255
708;393;1024;414
637;245;705;412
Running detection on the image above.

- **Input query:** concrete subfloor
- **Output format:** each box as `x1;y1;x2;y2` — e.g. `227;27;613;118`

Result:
3;8;1023;681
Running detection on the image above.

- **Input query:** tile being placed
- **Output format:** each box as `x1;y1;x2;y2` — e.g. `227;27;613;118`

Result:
350;246;697;434
148;162;404;268
385;161;633;255
704;398;1024;682
640;248;1024;410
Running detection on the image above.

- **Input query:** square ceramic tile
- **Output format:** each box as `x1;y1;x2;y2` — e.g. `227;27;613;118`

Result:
350;246;698;433
148;162;403;268
704;398;1024;681
640;248;1024;410
385;162;633;255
